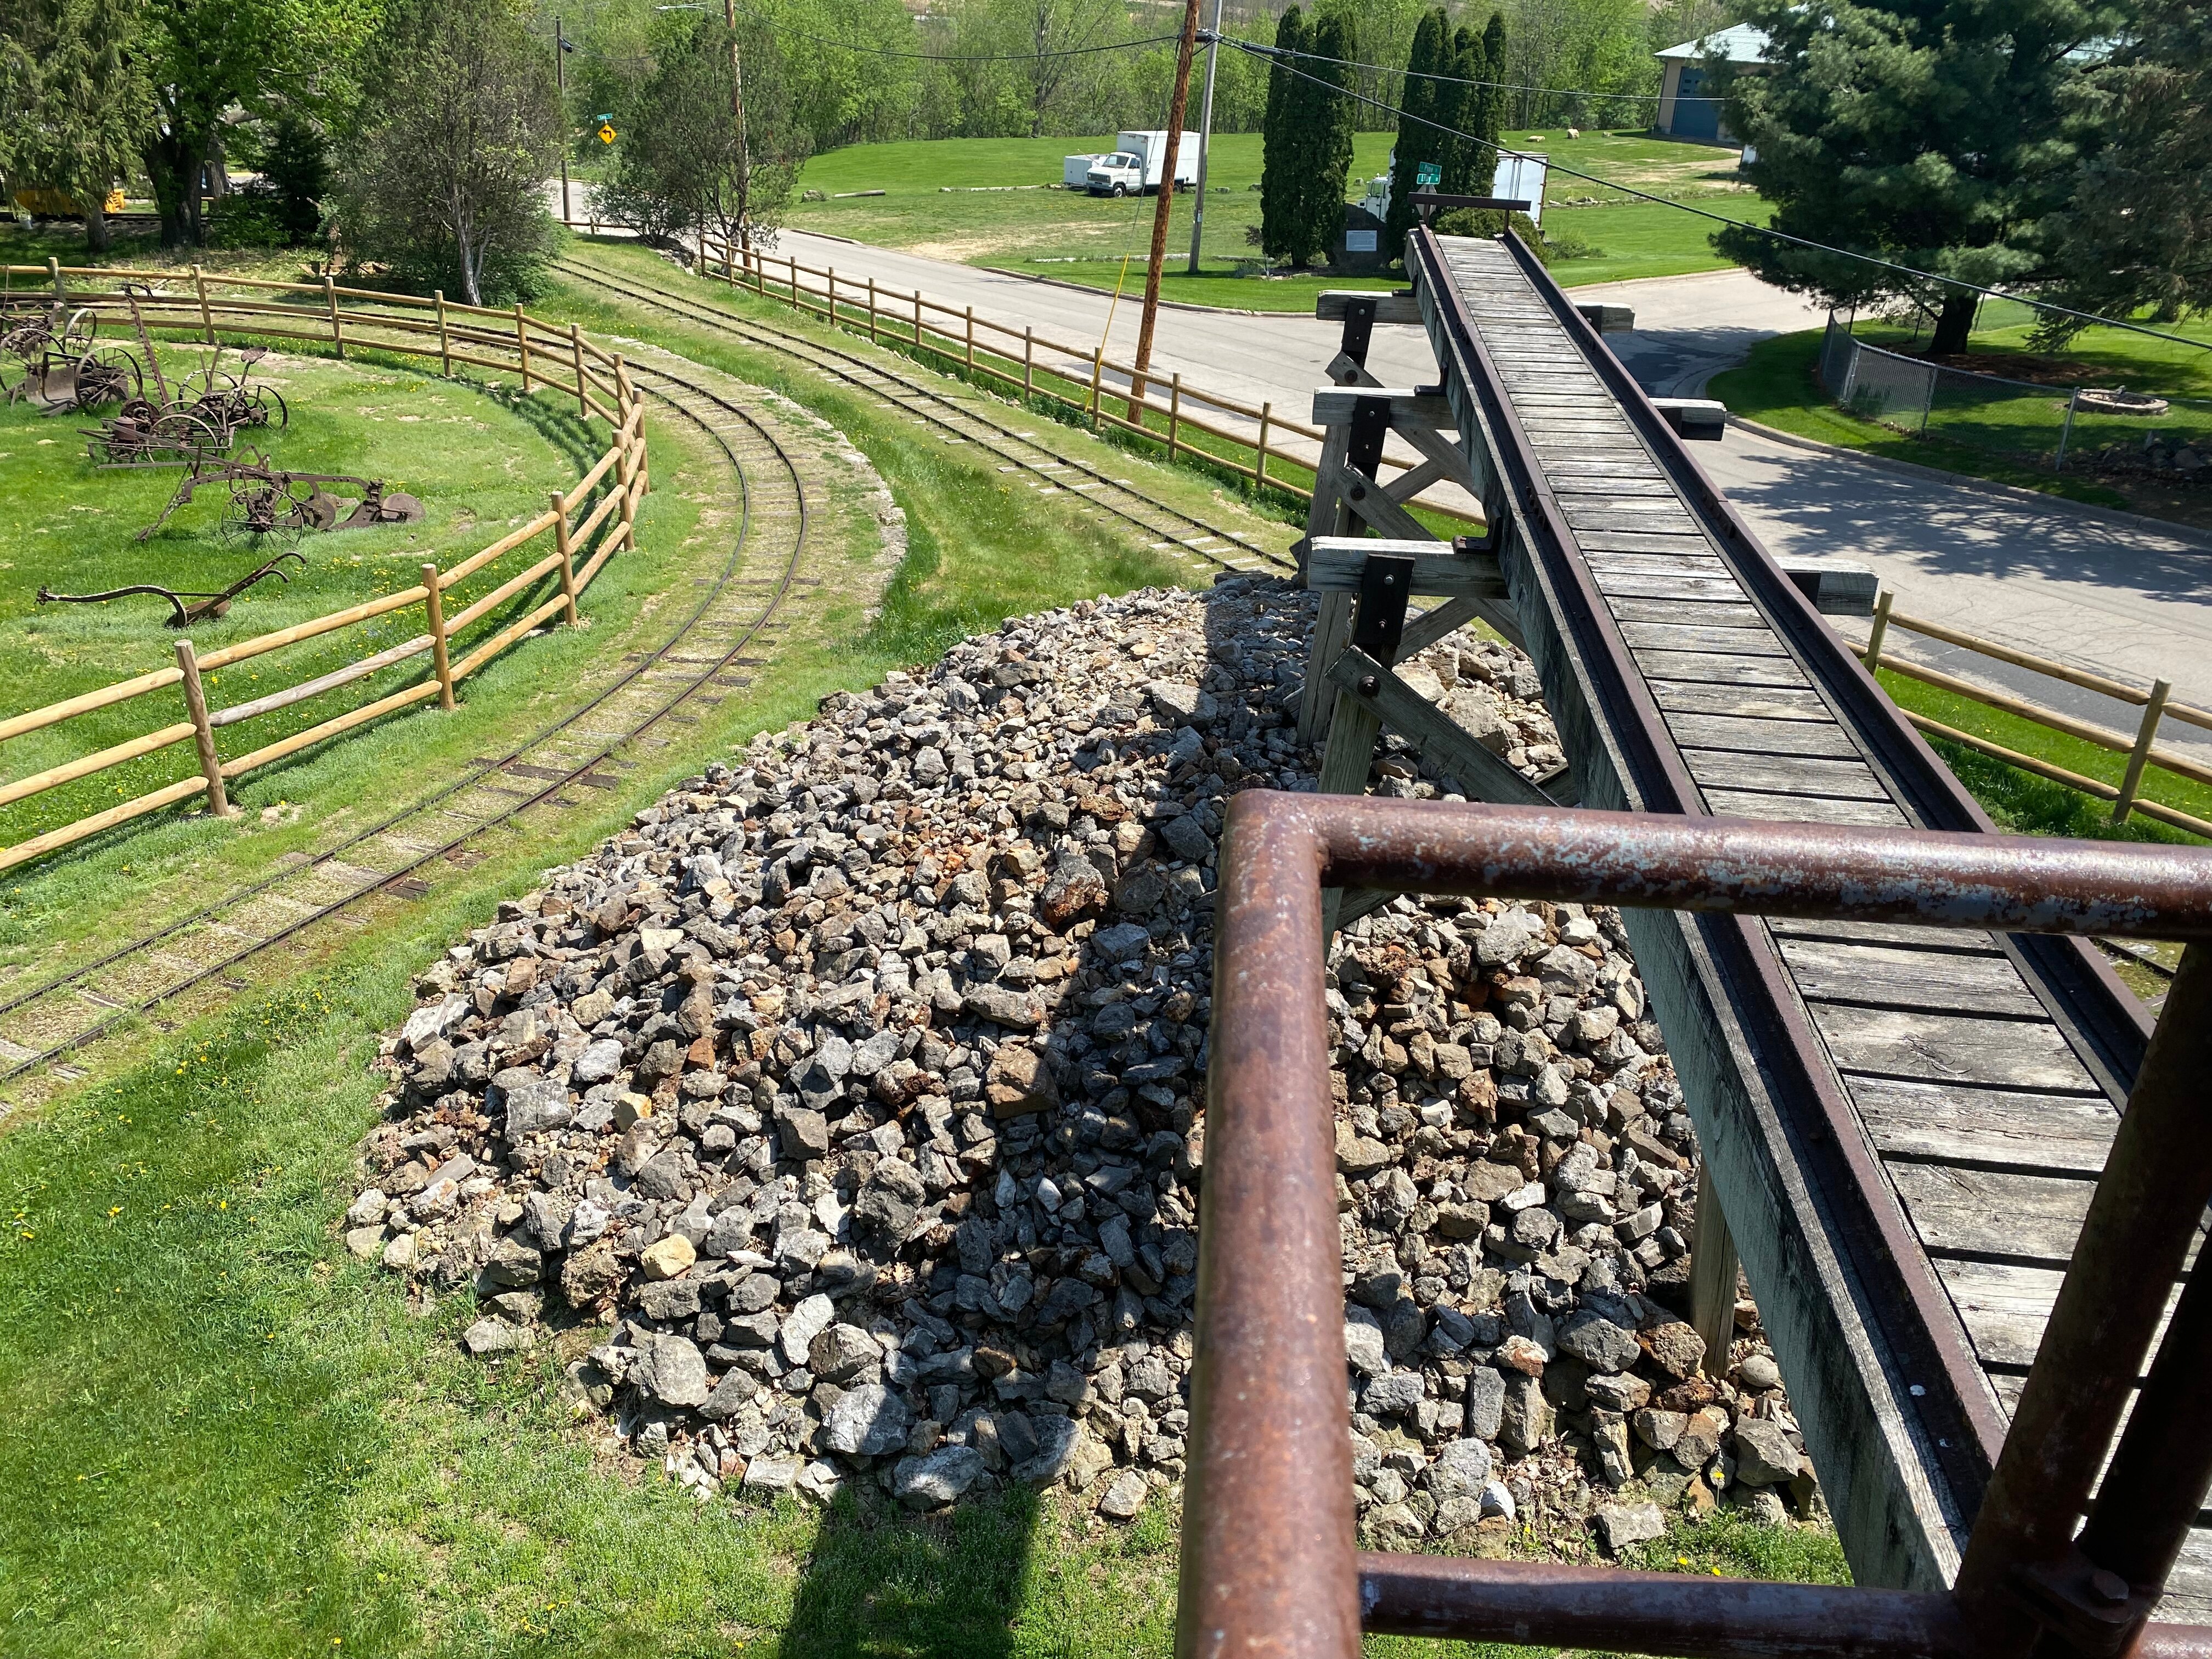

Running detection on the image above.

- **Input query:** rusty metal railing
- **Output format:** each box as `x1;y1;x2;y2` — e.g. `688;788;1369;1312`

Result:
1183;792;2212;1659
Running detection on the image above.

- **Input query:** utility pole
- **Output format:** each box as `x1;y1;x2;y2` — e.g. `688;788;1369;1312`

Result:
723;0;753;250
555;17;573;224
1132;0;1204;406
1184;0;1226;275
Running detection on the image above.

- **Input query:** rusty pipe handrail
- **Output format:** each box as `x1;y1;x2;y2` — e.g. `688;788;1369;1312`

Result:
1184;791;2212;1659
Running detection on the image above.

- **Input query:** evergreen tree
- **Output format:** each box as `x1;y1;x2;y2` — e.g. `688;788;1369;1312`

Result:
1259;5;1307;263
1300;6;1357;265
2030;0;2212;343
1717;0;2125;355
0;0;153;252
1383;8;1447;257
1474;12;1506;187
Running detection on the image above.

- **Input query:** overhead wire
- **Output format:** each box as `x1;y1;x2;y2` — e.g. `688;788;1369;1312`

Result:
1231;36;1728;101
1217;33;2212;352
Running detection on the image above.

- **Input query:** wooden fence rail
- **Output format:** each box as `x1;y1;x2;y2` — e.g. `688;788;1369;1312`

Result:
676;233;1479;526
1858;592;2212;837
0;266;650;874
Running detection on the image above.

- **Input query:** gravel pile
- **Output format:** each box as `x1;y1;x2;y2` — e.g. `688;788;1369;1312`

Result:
347;575;1819;1549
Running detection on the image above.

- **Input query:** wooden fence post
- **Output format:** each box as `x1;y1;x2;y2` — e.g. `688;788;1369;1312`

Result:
550;490;580;625
1168;373;1183;458
1088;347;1103;430
1256;401;1273;485
2113;678;2172;825
192;264;214;345
514;304;532;392
723;236;733;285
174;639;234;818
48;255;63;301
422;562;455;709
827;266;837;325
1023;326;1034;394
435;290;451;376
324;274;344;359
964;306;975;371
1863;589;1894;674
1689;1161;1742;1376
867;278;878;342
914;289;924;349
788;253;798;309
569;323;589;418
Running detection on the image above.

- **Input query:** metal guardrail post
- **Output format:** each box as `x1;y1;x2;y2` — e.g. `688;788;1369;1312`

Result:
550;490;580;625
422;562;455;709
2113;678;2172;824
1864;590;1894;673
2056;385;2081;471
174;639;234;818
435;290;451;376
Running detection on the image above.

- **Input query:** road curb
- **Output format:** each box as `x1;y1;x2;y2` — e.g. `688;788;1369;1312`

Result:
1726;414;2212;552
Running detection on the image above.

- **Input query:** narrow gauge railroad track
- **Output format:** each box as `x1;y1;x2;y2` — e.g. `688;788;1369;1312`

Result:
551;257;1296;582
0;357;809;1102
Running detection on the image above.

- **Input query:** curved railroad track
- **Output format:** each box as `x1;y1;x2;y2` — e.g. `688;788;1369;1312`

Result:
551;256;1296;582
0;354;811;1101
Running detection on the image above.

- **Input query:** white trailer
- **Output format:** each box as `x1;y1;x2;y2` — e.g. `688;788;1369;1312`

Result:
1085;130;1201;196
1063;154;1105;188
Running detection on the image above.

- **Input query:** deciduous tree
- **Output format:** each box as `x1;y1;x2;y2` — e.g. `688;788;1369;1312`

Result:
333;0;560;306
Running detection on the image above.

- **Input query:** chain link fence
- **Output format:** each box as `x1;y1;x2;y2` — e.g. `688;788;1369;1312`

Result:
1816;313;2212;479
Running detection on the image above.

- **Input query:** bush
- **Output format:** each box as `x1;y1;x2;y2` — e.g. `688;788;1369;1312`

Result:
206;180;291;249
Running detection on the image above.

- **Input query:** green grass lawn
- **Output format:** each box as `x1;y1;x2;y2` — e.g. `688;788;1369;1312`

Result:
785;128;1764;306
0;351;611;849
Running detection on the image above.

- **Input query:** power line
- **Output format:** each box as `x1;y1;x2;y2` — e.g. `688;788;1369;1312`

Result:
1216;34;2212;353
1235;37;1726;103
736;13;1187;62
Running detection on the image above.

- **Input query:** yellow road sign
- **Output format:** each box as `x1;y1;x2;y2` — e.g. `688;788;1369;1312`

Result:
597;123;616;144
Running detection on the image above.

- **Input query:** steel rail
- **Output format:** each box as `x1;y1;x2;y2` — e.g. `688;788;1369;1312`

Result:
0;357;805;1090
549;256;1297;580
1184;789;2212;1659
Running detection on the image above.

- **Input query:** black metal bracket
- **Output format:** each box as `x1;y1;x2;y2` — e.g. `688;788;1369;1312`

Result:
1352;555;1415;668
1452;530;1501;558
2008;1553;2154;1659
1346;395;1391;482
1339;296;1378;371
1411;190;1532;225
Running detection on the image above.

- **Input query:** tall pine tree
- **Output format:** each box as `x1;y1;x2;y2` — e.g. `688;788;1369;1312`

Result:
1383;8;1447;258
1259;5;1308;263
1717;0;2123;354
1300;5;1357;266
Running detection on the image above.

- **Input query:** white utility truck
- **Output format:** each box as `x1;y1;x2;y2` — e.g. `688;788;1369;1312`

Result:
1084;131;1200;196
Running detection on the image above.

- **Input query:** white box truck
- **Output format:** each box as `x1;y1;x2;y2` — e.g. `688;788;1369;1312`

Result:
1084;131;1201;196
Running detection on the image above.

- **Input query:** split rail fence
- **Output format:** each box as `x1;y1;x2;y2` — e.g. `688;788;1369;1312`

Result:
681;233;1479;526
1858;593;2212;838
0;260;650;873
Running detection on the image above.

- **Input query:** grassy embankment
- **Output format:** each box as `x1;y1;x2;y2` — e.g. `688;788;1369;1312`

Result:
785;128;1770;308
0;237;1847;1658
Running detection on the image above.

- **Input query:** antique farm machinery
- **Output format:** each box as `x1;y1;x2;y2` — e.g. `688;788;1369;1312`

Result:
2;300;145;414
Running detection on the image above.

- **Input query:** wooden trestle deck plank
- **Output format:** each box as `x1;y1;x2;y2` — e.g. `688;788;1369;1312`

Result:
1420;232;2202;1617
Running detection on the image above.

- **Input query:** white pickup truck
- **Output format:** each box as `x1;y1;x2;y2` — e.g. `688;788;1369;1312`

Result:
1084;131;1200;197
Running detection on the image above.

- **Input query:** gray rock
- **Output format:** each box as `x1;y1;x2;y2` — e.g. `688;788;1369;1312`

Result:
1012;1414;1083;1485
1593;1502;1667;1553
571;1037;625;1085
775;1104;831;1160
1425;1437;1494;1500
1462;1366;1506;1440
1558;1310;1641;1374
744;1455;803;1494
1097;1469;1149;1521
1736;1352;1783;1393
780;1293;836;1366
497;1071;572;1137
1158;815;1212;864
1092;922;1151;960
641;1334;712;1407
1344;1310;1390;1378
1362;1373;1423;1416
853;1158;927;1241
893;1444;989;1509
1731;1419;1803;1486
822;1383;911;1457
809;1323;881;1383
462;1316;526;1356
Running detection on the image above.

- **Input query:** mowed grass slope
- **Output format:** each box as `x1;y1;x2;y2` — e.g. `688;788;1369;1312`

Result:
783;128;1767;307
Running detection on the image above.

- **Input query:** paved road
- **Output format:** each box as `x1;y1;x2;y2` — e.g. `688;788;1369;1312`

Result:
758;230;2212;753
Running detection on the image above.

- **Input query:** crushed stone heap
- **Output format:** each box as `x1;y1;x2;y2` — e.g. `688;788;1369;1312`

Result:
349;575;1820;1548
